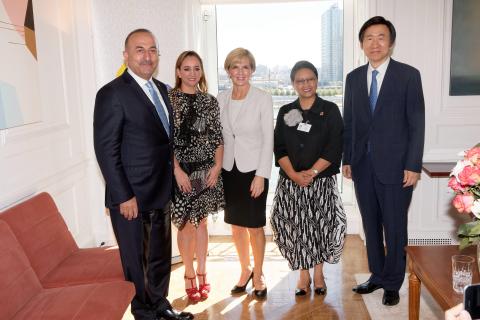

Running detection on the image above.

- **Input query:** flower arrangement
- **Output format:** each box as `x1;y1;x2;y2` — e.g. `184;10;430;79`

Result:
449;144;480;249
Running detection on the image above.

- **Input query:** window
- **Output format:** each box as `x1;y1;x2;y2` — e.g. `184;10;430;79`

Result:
201;0;357;235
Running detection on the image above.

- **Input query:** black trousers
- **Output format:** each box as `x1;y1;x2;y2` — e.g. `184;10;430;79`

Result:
110;205;172;320
352;154;413;291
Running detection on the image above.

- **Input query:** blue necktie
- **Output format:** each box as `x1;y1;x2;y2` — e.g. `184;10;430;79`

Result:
369;70;379;113
146;81;170;137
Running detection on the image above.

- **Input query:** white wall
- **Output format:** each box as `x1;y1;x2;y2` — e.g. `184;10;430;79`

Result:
0;0;202;250
365;0;480;243
0;0;99;247
91;0;201;88
89;0;201;255
1;0;477;247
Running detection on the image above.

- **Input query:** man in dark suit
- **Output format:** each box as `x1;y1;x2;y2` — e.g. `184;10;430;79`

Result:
342;16;425;306
94;29;193;320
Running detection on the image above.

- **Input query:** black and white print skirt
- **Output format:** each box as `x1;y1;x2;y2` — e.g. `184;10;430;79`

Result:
270;175;346;270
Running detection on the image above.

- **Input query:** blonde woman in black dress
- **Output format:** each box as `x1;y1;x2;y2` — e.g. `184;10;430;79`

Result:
169;51;224;302
270;61;346;296
217;48;273;298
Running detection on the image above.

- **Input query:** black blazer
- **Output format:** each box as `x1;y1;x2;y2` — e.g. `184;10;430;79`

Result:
94;70;174;211
342;59;425;184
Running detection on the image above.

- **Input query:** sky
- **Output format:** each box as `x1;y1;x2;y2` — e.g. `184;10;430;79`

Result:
216;0;341;69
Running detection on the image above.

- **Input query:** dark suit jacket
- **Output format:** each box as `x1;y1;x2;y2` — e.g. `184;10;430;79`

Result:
94;70;173;211
342;58;425;184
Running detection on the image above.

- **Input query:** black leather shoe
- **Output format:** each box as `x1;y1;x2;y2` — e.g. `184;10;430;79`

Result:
314;287;327;295
352;280;383;294
157;307;194;320
254;287;267;298
382;290;400;306
231;272;253;294
295;279;311;296
294;287;309;296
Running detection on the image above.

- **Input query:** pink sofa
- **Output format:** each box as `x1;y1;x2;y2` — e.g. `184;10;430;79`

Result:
0;193;135;319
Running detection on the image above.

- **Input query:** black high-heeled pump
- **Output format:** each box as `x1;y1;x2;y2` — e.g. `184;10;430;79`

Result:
231;272;253;294
253;275;267;298
254;287;267;298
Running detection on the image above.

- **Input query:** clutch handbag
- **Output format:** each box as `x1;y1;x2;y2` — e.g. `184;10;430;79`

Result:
179;162;209;194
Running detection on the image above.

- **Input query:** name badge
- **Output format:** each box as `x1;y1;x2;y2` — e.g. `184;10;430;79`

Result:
297;122;312;133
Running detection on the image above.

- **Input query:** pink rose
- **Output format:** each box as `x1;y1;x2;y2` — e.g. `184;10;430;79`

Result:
452;194;475;213
448;176;465;192
466;147;480;165
457;165;480;186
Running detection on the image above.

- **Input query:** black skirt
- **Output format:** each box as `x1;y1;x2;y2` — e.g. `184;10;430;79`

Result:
222;163;269;228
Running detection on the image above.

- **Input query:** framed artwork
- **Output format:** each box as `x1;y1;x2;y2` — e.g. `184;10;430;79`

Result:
450;0;480;96
0;0;41;129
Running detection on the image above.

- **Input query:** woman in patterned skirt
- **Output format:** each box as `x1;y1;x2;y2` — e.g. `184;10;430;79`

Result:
270;60;346;296
169;51;224;302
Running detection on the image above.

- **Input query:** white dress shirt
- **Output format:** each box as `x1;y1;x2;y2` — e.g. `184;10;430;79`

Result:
128;69;170;120
367;57;390;97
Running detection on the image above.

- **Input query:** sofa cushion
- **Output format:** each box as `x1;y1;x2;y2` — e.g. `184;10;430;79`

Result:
0;221;42;319
0;193;78;281
11;281;135;320
41;246;125;288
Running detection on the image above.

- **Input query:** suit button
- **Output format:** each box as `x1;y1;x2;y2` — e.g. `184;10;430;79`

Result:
168;161;172;166
299;143;304;148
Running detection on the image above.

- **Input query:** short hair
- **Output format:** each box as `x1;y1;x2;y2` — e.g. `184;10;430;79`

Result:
124;28;155;49
224;48;256;72
358;16;396;45
174;50;208;93
290;60;318;82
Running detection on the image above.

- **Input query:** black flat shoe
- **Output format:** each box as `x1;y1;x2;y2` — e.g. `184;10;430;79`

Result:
231;272;253;294
382;290;400;306
295;287;309;296
295;279;311;296
254;287;267;298
314;287;327;295
352;280;383;294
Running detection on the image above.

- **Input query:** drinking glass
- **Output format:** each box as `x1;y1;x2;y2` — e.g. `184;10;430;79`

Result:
452;254;475;294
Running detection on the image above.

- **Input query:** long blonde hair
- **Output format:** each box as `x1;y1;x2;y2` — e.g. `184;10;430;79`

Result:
174;51;208;93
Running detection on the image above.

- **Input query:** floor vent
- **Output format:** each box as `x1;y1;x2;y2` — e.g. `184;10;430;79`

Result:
408;238;453;245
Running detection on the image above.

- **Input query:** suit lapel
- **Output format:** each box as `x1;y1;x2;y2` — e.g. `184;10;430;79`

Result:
122;71;163;128
359;64;372;119
373;59;395;116
224;88;240;133
153;79;173;138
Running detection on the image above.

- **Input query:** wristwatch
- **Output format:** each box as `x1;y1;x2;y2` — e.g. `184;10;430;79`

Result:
312;168;319;176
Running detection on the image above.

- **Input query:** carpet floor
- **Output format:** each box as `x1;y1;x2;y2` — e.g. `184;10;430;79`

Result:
354;273;444;319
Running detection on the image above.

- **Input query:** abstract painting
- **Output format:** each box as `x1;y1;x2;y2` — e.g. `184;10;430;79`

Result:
0;0;41;129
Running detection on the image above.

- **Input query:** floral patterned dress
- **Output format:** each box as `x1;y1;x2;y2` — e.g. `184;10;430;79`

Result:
168;88;224;229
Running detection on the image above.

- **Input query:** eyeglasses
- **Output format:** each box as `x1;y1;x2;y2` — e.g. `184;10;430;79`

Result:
294;77;317;86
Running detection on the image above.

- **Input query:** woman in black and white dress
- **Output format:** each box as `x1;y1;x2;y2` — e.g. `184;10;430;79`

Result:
270;60;346;296
170;51;224;302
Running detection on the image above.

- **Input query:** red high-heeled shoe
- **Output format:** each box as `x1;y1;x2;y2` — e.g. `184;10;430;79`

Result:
184;275;201;302
196;272;211;299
